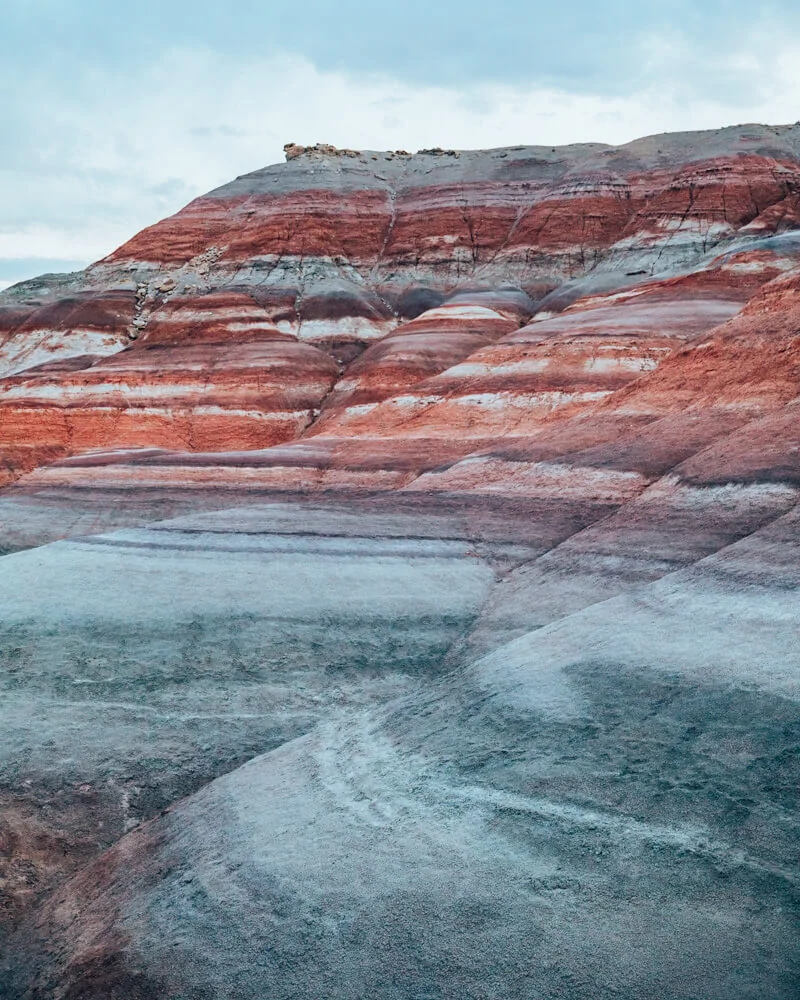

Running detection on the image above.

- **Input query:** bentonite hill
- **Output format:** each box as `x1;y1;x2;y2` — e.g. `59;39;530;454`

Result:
0;124;798;999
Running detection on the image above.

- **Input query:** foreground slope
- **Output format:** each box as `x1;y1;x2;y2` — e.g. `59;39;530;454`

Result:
4;497;798;999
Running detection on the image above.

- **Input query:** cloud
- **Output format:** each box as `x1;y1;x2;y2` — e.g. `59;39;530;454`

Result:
1;31;799;286
7;0;799;95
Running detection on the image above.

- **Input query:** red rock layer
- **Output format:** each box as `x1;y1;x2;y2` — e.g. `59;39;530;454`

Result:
0;337;338;460
605;268;800;418
311;239;795;443
0;290;136;378
103;143;800;292
312;292;528;432
25;264;797;505
139;290;293;346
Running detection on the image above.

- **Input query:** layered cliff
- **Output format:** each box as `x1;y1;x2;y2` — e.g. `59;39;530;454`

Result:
1;126;799;999
2;123;800;489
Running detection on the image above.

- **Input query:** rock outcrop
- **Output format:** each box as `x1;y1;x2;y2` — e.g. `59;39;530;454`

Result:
2;124;800;486
1;125;799;999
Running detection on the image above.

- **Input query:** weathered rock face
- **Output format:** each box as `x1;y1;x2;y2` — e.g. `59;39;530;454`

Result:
2;124;800;486
1;126;799;999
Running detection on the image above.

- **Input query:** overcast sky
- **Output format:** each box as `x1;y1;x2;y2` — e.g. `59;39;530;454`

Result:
2;0;800;288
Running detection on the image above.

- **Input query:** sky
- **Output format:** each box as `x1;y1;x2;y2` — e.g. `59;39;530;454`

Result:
2;0;800;290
